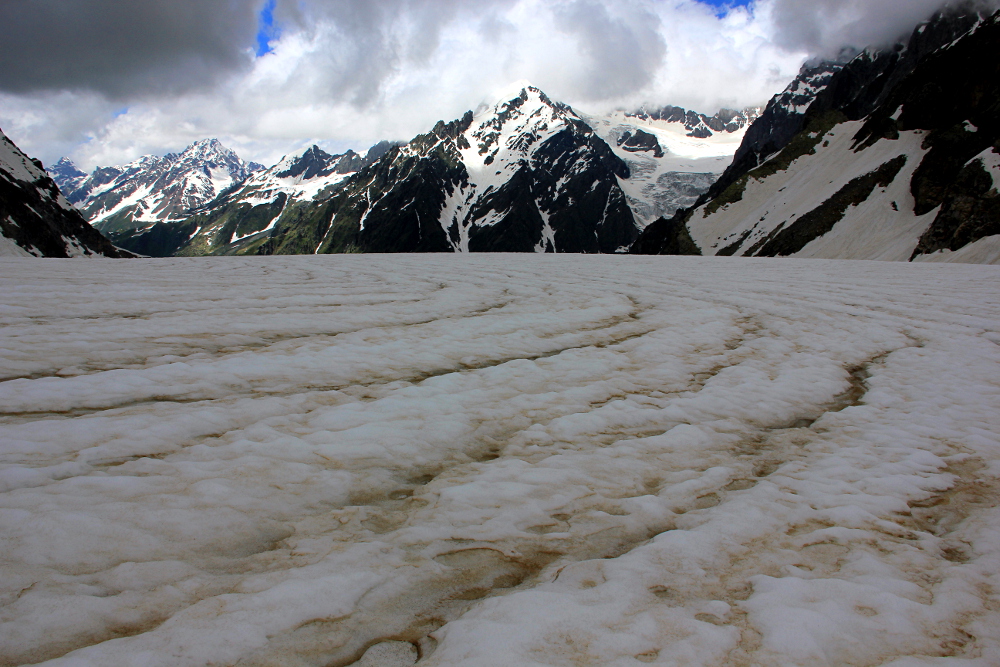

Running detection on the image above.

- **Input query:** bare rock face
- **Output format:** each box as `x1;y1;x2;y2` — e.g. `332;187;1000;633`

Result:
0;129;133;258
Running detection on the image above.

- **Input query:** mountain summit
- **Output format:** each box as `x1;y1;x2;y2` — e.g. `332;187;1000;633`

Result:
164;85;647;256
50;139;262;241
45;87;761;257
247;84;641;254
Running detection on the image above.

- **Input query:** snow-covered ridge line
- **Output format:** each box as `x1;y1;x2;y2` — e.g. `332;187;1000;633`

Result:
49;139;262;229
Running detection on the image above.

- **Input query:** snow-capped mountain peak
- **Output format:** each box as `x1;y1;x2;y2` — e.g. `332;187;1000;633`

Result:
327;83;638;254
48;157;86;183
49;139;259;232
462;85;576;173
113;84;746;257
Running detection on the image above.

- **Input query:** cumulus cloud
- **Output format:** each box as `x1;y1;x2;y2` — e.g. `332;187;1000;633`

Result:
0;0;977;170
552;0;667;100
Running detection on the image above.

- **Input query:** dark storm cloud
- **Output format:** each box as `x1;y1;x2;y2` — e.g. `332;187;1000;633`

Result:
0;0;260;98
770;0;999;56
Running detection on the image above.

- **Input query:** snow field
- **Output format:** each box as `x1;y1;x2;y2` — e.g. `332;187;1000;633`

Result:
0;255;998;666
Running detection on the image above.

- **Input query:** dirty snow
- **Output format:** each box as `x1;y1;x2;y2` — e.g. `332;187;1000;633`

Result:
1;255;999;667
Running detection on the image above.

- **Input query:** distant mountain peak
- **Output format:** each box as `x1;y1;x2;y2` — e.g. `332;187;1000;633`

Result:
48;138;259;231
625;104;762;138
49;156;87;181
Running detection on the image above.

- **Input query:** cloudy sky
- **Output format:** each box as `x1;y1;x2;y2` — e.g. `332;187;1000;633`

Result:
0;0;965;170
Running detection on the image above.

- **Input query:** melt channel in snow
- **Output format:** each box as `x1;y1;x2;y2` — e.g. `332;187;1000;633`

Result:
1;255;999;666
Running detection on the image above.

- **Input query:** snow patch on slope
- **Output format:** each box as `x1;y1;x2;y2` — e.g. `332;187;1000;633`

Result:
914;234;1000;264
690;123;933;260
0;233;34;257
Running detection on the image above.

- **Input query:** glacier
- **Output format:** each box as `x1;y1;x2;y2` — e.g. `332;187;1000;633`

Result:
1;255;998;666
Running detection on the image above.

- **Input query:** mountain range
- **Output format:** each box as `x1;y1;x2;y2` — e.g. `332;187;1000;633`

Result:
55;139;264;238
48;92;753;257
2;3;996;263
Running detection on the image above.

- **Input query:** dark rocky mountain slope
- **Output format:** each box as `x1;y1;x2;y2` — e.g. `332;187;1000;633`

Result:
178;86;642;255
633;5;1000;264
0;129;132;258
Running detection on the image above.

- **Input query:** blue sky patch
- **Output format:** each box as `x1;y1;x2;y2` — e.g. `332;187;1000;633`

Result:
256;0;279;57
695;0;753;18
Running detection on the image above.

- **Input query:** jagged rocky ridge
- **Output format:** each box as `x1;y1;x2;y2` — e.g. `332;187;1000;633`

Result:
50;139;263;247
180;87;758;256
170;87;643;255
0;128;132;258
625;105;760;139
111;142;395;257
183;141;398;256
633;5;1000;263
310;87;639;254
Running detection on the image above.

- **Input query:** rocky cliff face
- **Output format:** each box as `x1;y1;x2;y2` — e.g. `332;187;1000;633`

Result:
633;6;1000;264
0;129;132;258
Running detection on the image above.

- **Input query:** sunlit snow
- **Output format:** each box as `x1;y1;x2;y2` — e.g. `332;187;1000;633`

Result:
1;255;999;666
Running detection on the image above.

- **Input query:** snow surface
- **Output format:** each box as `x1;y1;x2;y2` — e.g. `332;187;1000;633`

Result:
915;234;1000;265
1;255;999;667
0;233;34;257
973;146;1000;193
1;131;75;213
0;135;43;185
